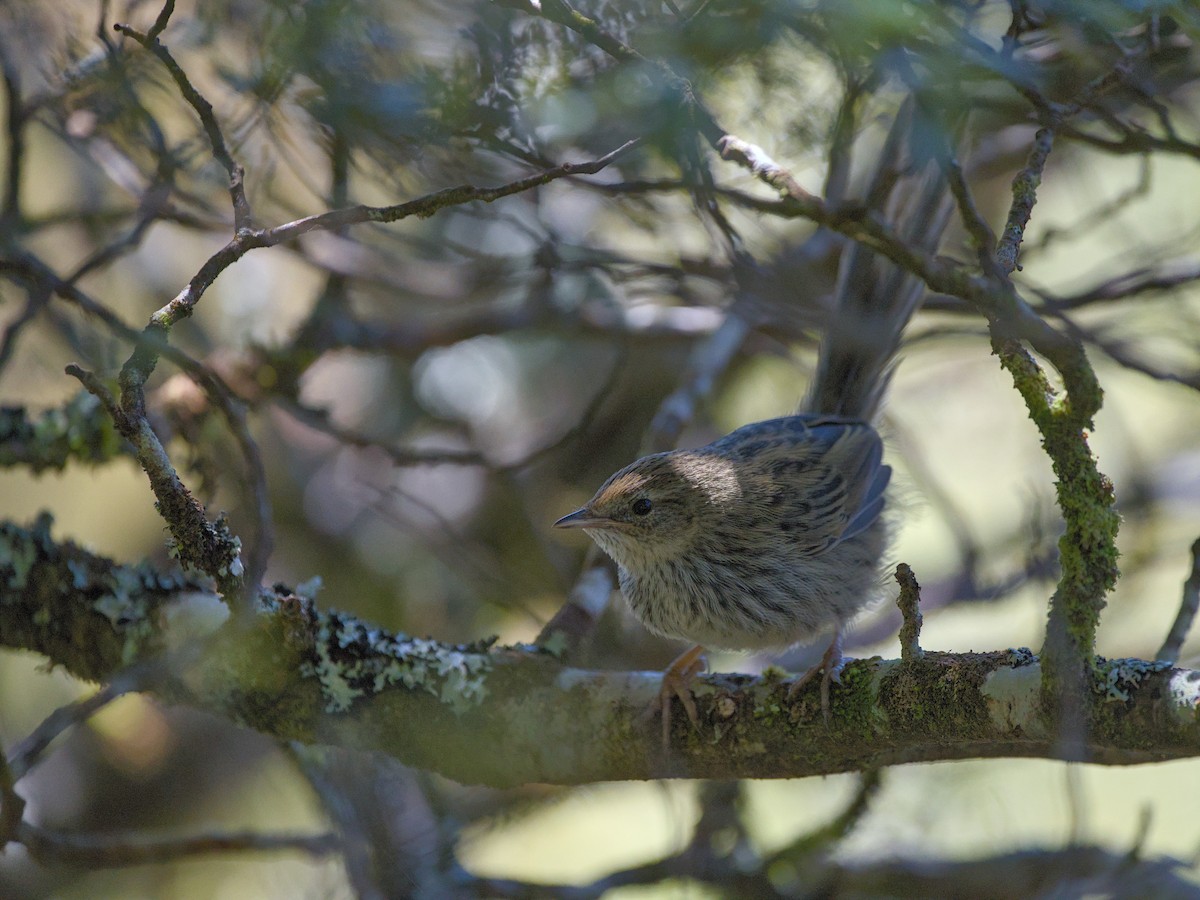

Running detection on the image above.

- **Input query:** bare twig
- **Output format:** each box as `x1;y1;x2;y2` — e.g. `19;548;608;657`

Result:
894;564;924;663
0;752;22;848
493;0;645;63
1057;122;1200;161
1036;263;1200;311
644;309;753;453
6;665;159;780
146;0;175;42
0;35;26;226
3;254;271;608
768;768;883;866
17;822;339;868
262;139;639;246
67;180;175;282
1082;331;1200;393
945;155;1003;278
823;74;875;208
277;399;484;466
0;282;50;375
996;127;1054;275
1157;537;1200;664
114;17;250;227
996;61;1131;275
66;363;246;599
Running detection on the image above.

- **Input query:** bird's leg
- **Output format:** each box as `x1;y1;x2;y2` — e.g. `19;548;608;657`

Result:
786;628;847;720
657;643;706;747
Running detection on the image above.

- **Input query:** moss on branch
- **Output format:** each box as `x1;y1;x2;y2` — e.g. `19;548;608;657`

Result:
0;517;1195;787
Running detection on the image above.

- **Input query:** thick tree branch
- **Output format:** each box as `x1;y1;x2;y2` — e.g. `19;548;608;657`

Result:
1;519;1197;788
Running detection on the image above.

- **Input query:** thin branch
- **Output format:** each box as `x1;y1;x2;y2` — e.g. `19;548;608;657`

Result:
278;400;485;467
822;74;873;208
0;35;25;226
713;177;1090;388
263;139;639;246
466;844;1195;899
996;127;1054;275
104;140;640;365
2;253;272;607
493;0;645;64
17;822;340;868
1083;330;1200;393
1157;538;1200;664
945;154;1002;278
644;308;753;453
768;768;883;866
996;60;1131;275
1058;122;1200;161
6;665;159;780
1036;263;1200;311
0;752;22;848
113;18;250;227
146;0;175;42
67;363;246;600
0;282;50;376
67;180;175;282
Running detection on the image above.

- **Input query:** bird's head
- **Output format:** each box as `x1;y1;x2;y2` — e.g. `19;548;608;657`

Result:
554;451;739;570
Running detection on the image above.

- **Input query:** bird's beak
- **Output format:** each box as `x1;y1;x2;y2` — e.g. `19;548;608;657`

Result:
554;508;607;529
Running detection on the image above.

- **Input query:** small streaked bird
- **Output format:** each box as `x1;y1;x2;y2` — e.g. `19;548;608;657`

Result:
554;415;888;737
556;109;949;742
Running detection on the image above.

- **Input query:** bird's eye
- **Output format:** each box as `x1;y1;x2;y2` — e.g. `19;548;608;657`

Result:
632;498;653;516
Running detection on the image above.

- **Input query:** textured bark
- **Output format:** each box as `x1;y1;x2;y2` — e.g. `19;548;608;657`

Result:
1;519;1197;788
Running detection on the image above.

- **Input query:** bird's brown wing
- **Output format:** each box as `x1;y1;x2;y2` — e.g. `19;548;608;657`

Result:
708;415;889;556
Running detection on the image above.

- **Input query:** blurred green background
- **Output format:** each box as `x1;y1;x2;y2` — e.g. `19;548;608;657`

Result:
2;0;1200;896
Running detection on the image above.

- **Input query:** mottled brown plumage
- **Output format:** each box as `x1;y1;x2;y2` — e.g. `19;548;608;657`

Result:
555;415;890;739
555;416;888;653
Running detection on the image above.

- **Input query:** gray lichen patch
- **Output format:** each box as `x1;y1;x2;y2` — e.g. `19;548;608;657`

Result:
0;512;54;594
300;609;494;714
0;391;121;472
1094;657;1172;702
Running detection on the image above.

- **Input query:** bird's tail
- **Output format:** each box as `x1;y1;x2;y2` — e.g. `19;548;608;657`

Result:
804;102;953;421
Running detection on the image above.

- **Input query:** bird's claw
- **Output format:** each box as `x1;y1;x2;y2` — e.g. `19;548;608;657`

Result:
787;631;847;722
650;644;706;748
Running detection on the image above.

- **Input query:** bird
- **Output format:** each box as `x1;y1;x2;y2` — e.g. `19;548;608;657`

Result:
553;415;889;733
555;107;949;743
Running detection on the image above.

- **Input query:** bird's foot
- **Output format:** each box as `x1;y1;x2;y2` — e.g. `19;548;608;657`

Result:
648;644;706;748
786;631;847;722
